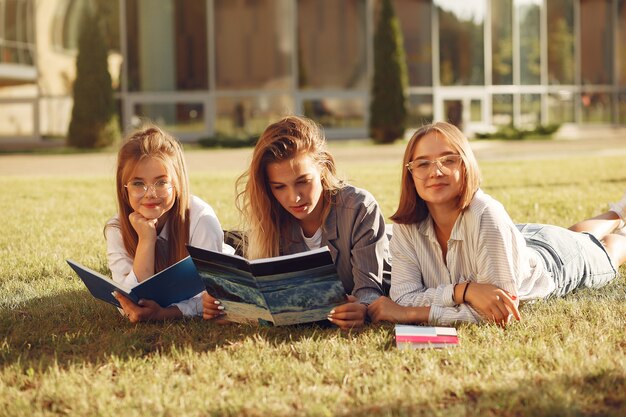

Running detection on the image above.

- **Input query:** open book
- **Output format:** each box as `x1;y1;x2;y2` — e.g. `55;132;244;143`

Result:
187;245;347;326
67;256;205;309
395;325;459;349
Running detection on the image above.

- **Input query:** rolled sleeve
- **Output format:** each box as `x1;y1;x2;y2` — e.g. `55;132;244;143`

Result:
170;293;203;317
349;200;388;303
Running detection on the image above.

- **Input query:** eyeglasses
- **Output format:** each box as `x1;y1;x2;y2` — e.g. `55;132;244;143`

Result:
405;154;462;179
124;179;174;198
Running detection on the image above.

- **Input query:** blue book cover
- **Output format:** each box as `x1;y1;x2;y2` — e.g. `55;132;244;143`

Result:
187;245;347;326
67;256;206;309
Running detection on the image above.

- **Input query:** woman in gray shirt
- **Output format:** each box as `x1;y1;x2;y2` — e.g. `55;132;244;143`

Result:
203;116;389;329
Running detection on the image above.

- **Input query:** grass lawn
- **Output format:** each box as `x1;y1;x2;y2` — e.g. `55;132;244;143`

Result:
0;148;624;416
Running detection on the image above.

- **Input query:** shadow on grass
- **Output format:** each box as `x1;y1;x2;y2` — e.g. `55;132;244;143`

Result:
0;290;385;370
340;370;626;417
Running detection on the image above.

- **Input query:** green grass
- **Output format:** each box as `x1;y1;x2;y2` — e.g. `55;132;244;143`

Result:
0;151;625;416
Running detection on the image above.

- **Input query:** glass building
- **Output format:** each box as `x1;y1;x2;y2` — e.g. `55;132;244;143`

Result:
1;0;625;142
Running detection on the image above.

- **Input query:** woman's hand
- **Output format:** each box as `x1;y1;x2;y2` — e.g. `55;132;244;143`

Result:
327;295;367;330
463;282;521;327
201;291;230;324
113;291;181;323
368;296;430;324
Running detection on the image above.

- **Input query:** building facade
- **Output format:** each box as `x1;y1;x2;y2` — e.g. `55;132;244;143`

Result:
1;0;625;143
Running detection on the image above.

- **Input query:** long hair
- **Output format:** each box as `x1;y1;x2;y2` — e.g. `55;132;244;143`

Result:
390;122;481;224
236;116;344;259
107;125;191;272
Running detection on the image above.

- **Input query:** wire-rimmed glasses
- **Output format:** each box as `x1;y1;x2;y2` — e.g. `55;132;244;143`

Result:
405;154;462;179
124;180;174;198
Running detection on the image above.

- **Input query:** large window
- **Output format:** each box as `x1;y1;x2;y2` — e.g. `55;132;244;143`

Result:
215;95;293;134
298;0;367;89
491;0;513;85
520;93;542;128
303;97;365;128
406;95;433;128
215;0;292;90
547;0;575;85
0;0;35;66
492;94;513;126
517;0;541;85
618;0;626;86
581;0;613;85
581;92;613;123
436;0;485;86
393;0;432;87
133;102;205;133
548;92;575;123
619;93;626;123
126;0;207;91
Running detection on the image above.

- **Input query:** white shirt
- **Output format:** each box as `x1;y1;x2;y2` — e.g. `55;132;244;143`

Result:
301;227;322;250
105;195;225;317
390;189;554;325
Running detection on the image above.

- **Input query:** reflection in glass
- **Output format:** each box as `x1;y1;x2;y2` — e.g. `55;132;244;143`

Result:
547;0;575;85
618;0;626;85
303;98;365;128
436;0;485;86
444;99;463;129
517;0;541;85
126;0;207;92
133;103;205;132
298;0;367;89
520;93;542;128
215;0;292;90
1;0;35;66
393;0;432;86
581;93;612;123
491;0;512;85
548;92;575;123
581;0;612;85
492;94;513;126
470;99;482;122
406;95;434;128
619;94;626;123
216;95;294;135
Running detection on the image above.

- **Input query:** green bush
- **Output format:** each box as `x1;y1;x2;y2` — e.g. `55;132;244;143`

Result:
197;133;259;149
67;11;120;149
475;123;561;140
369;0;408;144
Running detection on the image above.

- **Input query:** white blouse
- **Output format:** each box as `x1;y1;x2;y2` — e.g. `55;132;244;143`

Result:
390;189;554;325
105;195;225;317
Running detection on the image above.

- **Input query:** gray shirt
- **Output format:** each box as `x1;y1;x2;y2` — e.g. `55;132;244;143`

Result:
280;185;388;304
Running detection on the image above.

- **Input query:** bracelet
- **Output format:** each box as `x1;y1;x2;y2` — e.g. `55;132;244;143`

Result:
462;282;470;303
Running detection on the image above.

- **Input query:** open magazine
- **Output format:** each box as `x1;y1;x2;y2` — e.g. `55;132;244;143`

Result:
187;245;347;326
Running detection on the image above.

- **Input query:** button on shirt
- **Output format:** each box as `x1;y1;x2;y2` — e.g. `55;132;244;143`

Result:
105;195;226;317
390;189;554;325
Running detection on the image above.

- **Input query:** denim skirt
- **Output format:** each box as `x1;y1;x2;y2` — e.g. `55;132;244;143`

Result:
516;223;618;297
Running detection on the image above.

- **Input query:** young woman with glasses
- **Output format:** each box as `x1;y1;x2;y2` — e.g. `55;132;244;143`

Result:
105;125;229;322
368;122;626;327
202;115;389;329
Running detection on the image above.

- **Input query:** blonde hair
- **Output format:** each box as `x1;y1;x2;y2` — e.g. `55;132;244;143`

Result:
390;122;481;224
107;125;190;272
236;116;344;259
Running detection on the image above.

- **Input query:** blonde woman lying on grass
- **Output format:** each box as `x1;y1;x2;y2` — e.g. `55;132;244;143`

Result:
368;122;626;327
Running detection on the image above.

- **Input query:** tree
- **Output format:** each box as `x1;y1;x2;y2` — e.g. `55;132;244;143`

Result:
369;0;408;144
67;10;120;148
